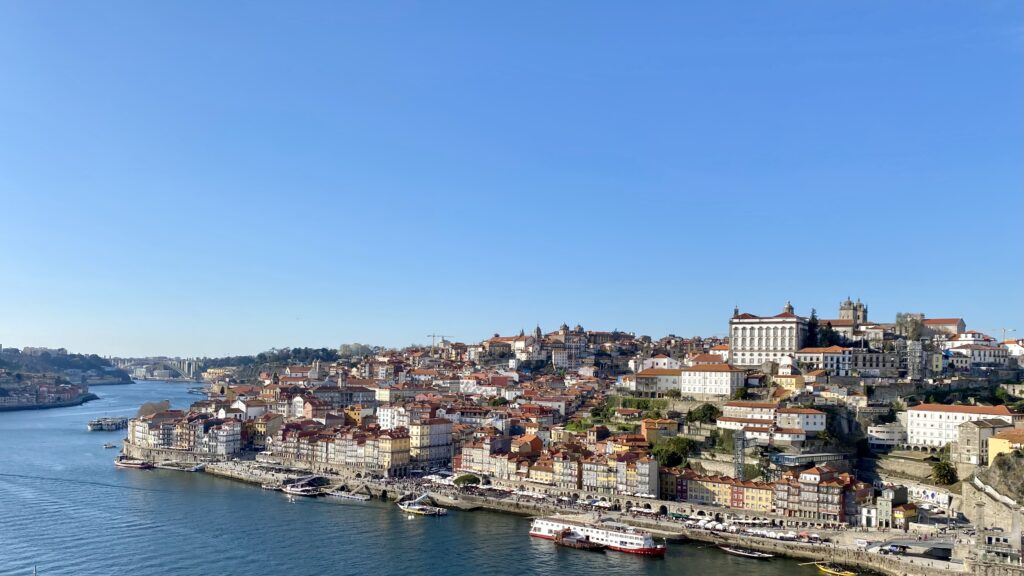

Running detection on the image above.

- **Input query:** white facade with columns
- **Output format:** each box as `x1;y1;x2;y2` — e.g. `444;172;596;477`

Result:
728;302;809;368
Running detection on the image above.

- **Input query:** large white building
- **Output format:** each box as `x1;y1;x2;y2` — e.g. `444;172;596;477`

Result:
729;302;809;368
906;404;1015;448
679;363;746;398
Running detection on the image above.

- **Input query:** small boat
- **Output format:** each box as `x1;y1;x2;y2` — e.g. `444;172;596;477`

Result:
398;494;447;516
326;490;372;501
554;528;606;552
113;457;154;469
815;562;857;576
102;443;117;449
718;545;774;559
261;483;283;491
282;484;321;497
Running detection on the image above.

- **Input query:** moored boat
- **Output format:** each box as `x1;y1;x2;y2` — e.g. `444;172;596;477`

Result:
718;545;774;559
326;490;372;501
281;484;321;497
530;516;666;556
553;528;605;552
88;417;129;432
398;493;447;516
814;562;857;576
102;443;117;449
113;457;153;469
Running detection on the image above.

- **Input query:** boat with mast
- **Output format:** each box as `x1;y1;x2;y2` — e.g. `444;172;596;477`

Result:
397;493;447;516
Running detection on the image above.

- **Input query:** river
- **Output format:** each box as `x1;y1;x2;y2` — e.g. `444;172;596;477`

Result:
0;381;821;576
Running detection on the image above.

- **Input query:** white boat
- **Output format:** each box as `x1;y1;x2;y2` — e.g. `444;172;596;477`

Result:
282;484;321;497
326;490;371;501
102;443;117;449
530;517;666;556
397;493;446;516
88;417;129;431
113;457;153;469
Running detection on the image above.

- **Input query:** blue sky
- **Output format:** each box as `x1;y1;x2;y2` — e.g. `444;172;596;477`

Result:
1;2;1021;357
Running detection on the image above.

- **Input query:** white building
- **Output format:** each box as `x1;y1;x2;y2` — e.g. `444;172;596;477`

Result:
728;302;809;368
795;346;853;376
679;364;746;398
633;368;683;397
949;345;1010;367
867;422;907;450
775;407;827;433
1003;339;1024;358
906;404;1015;448
640;354;682;371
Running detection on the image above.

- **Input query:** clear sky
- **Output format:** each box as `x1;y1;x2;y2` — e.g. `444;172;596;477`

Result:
1;2;1021;358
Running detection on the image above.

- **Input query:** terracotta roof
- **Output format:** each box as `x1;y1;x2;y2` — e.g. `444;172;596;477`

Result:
909;403;1012;415
689;353;725;363
681;363;745;373
820;319;855;327
993;429;1024;444
724;401;778;409
636;368;683;377
797;345;848;354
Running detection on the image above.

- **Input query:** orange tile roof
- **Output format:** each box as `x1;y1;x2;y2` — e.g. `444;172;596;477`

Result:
909;403;1012;415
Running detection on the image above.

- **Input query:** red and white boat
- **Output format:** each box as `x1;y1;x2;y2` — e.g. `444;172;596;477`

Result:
530;516;666;556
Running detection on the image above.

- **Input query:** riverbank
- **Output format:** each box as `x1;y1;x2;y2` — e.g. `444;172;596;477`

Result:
0;392;99;412
136;452;967;576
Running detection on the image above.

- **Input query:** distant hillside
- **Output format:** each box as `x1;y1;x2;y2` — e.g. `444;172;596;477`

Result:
0;349;132;382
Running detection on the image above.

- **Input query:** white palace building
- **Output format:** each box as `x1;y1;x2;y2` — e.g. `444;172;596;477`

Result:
728;302;809;368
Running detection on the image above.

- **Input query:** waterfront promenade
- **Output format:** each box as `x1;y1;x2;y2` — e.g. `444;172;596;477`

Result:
189;457;967;576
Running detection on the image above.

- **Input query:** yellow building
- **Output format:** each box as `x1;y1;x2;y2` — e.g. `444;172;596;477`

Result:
685;474;774;513
988;429;1024;466
893;503;918;528
774;374;805;392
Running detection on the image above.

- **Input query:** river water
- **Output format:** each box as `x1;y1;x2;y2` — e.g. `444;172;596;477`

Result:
0;381;820;576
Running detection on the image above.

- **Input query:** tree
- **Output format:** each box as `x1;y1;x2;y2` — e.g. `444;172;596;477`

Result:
818;322;844;347
665;389;681;399
453;474;481;487
804;309;820;348
817;430;834;445
895;313;923;341
931;461;958;485
731;388;749;400
651;437;699;468
136;400;171;417
686;403;721;424
715;429;735;452
995;387;1010;404
489;397;509;406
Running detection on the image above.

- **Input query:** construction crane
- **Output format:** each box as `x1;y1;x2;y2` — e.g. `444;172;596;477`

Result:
988;328;1017;342
426;334;453;354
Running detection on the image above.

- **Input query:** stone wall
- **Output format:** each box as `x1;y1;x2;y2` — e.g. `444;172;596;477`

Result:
122;442;221;465
687;456;736;476
962;478;1019;528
